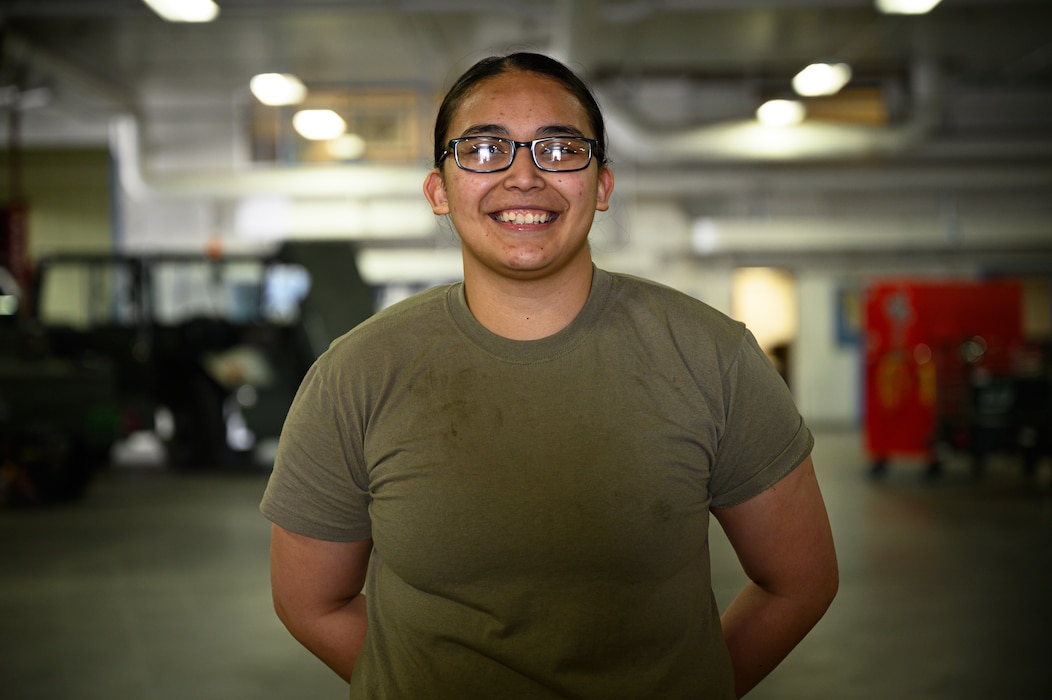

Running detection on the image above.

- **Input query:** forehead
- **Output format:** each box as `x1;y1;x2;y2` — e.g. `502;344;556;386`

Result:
450;70;591;135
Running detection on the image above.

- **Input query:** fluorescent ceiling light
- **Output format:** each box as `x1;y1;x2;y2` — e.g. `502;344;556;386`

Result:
756;99;806;127
328;133;368;160
0;294;18;315
142;0;220;22
875;0;942;14
793;63;853;97
250;73;308;106
292;110;347;140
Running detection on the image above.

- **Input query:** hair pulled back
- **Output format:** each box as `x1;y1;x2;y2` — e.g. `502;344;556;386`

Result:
432;52;608;169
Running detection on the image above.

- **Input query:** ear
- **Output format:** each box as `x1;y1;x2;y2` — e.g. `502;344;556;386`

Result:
423;169;450;215
595;166;614;212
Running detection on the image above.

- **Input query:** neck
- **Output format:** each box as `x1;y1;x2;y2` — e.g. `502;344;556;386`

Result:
462;258;594;341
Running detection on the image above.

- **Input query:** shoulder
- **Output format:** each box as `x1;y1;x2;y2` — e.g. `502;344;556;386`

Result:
342;284;452;339
602;269;745;344
318;283;457;367
593;269;755;383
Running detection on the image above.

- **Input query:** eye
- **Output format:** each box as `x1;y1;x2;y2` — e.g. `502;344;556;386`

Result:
469;138;510;162
539;139;585;161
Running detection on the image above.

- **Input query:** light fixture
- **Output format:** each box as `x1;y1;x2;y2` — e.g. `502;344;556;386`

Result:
328;133;368;160
756;99;806;127
0;293;18;316
292;109;347;140
792;63;853;97
250;73;307;106
142;0;220;22
875;0;942;14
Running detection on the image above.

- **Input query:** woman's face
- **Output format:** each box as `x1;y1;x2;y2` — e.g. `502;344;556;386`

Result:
424;70;614;283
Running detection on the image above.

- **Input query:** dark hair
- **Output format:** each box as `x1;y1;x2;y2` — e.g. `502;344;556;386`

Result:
432;52;608;169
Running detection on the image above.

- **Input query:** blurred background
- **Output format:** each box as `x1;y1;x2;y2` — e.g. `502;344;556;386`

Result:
1;1;1051;698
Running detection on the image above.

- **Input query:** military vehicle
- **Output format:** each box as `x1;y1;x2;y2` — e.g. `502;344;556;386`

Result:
1;240;374;501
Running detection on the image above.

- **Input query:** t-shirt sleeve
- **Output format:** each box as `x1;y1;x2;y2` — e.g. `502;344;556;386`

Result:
260;358;373;542
707;328;814;509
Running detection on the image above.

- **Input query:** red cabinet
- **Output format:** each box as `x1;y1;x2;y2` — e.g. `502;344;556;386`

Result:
863;280;1023;470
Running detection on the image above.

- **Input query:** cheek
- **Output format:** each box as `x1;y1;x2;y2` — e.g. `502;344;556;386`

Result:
446;181;478;213
456;173;493;197
572;182;597;202
556;177;588;198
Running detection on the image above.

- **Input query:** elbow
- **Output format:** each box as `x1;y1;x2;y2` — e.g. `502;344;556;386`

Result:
272;593;293;631
783;562;837;634
272;592;304;637
823;566;840;612
811;529;840;615
791;552;839;621
814;556;840;617
271;594;322;657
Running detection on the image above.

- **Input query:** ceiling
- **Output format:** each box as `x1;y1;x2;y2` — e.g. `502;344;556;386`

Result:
1;0;1051;267
3;0;1051;151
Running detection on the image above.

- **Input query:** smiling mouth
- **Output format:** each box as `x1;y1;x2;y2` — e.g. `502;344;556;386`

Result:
493;209;555;225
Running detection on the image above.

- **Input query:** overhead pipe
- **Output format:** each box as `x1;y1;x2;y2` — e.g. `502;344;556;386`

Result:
109;115;430;200
596;56;943;163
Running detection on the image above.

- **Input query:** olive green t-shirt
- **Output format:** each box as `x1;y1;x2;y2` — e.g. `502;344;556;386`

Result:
261;267;813;699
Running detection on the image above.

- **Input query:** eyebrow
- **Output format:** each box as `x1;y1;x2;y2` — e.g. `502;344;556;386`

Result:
458;123;588;139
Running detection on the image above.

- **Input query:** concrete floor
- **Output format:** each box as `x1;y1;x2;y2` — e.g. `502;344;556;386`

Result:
2;428;1051;699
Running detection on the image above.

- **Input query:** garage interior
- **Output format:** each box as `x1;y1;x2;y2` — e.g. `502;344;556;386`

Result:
2;1;1051;698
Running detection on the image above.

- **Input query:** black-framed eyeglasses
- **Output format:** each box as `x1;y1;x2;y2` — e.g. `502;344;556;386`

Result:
441;136;598;173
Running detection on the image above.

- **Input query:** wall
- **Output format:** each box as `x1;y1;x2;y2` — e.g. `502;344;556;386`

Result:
794;271;862;428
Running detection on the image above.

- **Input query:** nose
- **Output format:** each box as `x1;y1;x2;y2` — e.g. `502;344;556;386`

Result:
503;143;545;188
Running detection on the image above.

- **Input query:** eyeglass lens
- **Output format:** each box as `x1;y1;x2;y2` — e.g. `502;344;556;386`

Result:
453;137;592;172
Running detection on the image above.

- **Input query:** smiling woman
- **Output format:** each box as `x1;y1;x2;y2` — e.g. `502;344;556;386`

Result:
261;52;837;700
421;67;614;328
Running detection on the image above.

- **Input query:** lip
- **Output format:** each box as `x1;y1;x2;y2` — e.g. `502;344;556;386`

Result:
490;208;558;226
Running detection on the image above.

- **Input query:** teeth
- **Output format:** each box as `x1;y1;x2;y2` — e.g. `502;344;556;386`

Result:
499;210;551;225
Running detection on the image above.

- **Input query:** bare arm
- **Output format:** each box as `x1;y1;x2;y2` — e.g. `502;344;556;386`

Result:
712;455;838;698
269;524;373;682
